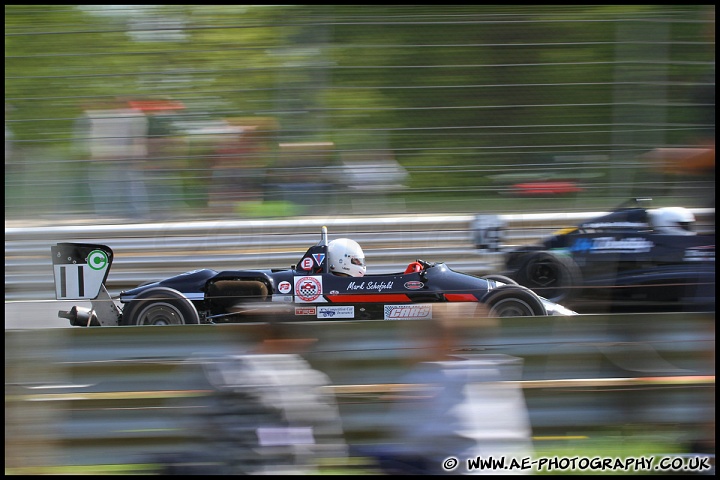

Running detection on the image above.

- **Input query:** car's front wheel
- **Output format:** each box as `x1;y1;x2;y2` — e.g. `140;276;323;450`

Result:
514;251;581;304
121;287;200;326
481;285;547;317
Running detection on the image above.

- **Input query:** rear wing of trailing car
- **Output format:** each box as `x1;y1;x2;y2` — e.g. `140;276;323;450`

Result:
471;215;507;252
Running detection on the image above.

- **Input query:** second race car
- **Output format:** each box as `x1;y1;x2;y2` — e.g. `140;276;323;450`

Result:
491;198;715;309
52;226;576;327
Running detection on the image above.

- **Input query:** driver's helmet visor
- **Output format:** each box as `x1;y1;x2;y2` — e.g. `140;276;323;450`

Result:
351;256;365;267
678;222;693;232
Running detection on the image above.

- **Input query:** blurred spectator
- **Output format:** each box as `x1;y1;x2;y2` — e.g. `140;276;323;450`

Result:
357;304;534;475
5;107;13;165
208;118;271;213
160;321;348;475
5;104;15;195
264;141;336;213
77;99;150;219
128;99;189;218
5;106;16;210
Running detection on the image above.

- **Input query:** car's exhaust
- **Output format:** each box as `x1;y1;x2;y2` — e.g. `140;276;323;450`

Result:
59;306;101;327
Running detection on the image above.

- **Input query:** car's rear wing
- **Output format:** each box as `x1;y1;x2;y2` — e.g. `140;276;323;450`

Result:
51;243;122;326
51;243;114;301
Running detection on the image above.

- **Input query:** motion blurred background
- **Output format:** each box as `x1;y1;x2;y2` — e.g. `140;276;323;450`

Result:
5;6;716;475
5;5;715;223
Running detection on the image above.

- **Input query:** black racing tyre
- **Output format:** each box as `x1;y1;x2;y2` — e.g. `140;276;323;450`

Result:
121;287;200;326
481;285;547;317
481;274;518;285
514;251;581;304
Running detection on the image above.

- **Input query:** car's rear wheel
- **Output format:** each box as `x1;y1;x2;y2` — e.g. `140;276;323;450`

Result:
121;287;200;326
481;285;547;317
514;251;581;303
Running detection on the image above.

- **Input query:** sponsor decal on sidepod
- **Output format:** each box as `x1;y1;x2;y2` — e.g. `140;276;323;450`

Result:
384;304;432;320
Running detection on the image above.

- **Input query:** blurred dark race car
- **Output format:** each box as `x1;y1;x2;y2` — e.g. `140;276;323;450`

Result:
487;198;715;309
52;227;576;327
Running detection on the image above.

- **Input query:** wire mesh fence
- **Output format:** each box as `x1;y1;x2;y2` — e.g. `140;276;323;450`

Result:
5;6;715;223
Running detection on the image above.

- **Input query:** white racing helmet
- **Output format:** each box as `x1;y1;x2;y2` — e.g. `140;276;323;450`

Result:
327;238;366;277
648;207;696;235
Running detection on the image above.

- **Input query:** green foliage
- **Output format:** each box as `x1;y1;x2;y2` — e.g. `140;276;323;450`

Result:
4;5;714;217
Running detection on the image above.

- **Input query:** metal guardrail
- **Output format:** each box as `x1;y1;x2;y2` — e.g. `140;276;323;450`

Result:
5;209;714;301
5;313;715;472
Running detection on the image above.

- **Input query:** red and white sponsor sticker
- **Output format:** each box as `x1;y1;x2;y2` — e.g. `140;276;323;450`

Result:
295;307;317;315
277;281;292;294
294;276;323;302
301;257;314;270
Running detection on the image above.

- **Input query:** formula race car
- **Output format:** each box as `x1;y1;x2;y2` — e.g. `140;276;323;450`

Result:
492;198;715;309
52;227;576;327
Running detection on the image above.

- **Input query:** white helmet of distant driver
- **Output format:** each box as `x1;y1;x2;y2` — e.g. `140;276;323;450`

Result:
327;238;366;277
648;207;696;235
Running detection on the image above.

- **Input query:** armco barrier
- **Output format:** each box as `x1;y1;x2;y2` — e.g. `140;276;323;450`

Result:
4;209;714;301
5;312;715;471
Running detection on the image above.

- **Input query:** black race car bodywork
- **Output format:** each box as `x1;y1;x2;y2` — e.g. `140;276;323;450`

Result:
499;199;715;308
52;227;576;327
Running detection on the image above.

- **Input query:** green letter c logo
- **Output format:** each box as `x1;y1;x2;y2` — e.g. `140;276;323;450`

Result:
87;250;109;270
